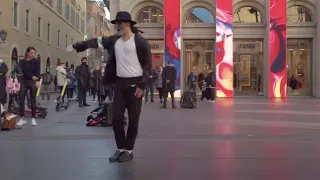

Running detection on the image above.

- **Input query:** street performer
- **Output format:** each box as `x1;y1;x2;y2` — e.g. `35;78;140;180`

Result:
67;11;152;162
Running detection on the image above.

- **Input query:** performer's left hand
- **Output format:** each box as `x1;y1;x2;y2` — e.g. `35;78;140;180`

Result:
35;81;41;88
134;87;144;98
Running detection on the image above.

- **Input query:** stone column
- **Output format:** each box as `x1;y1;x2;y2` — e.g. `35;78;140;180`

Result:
314;0;320;97
264;0;270;97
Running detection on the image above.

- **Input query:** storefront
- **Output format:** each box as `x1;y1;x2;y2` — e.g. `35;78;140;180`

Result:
148;40;164;69
233;40;263;95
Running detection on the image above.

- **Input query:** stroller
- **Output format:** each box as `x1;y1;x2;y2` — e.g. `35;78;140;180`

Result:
86;101;127;127
8;73;48;118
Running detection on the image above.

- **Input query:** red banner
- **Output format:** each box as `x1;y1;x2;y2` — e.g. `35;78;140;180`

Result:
216;0;233;97
164;0;181;91
269;0;287;98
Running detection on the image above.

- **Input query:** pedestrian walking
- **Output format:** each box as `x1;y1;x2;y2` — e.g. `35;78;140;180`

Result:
68;11;152;162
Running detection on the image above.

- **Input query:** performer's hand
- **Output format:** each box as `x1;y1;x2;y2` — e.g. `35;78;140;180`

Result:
134;87;144;98
66;45;76;52
32;76;38;81
35;81;41;88
166;80;170;83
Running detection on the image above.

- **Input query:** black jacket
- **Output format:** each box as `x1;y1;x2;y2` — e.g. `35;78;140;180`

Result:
72;34;152;90
75;63;91;90
162;66;177;92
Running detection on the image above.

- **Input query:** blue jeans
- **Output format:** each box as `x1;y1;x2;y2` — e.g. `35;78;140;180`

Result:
145;82;155;102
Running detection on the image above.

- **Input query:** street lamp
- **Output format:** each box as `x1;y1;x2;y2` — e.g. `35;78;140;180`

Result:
0;29;7;43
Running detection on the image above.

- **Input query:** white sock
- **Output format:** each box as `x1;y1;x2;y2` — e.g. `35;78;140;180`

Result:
118;149;125;152
126;150;132;154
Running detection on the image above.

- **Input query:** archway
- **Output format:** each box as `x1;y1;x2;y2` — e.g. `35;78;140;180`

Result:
185;7;214;24
46;57;50;67
11;48;18;69
136;6;163;23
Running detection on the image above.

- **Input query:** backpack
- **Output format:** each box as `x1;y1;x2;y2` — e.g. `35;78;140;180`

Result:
180;90;197;109
43;73;53;85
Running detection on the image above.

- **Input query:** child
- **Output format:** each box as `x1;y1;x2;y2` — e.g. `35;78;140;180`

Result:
7;72;20;110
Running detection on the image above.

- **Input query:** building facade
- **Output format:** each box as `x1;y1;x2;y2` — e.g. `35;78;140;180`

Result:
0;0;86;73
110;0;320;97
86;0;110;69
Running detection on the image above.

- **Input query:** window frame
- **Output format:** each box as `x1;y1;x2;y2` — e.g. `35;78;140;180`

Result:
136;6;164;24
37;16;42;39
57;0;63;15
25;9;31;34
47;23;51;43
233;6;262;24
287;5;313;23
184;7;215;24
13;1;20;30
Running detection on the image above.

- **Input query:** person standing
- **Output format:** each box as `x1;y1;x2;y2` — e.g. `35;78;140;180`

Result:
92;66;100;102
66;69;76;100
69;11;151;162
161;61;177;109
56;63;67;103
204;69;216;102
155;66;164;103
75;57;91;107
16;47;40;126
41;67;54;102
0;58;8;113
144;68;157;103
95;66;108;105
187;69;198;91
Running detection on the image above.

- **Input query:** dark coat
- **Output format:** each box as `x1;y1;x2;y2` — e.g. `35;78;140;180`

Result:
0;63;8;103
72;34;152;90
94;70;108;96
205;72;216;87
162;66;177;92
75;63;91;90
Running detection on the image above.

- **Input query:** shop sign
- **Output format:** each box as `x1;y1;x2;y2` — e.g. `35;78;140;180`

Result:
148;40;164;53
234;42;262;53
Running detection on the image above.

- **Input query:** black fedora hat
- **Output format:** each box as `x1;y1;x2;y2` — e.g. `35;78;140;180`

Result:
111;11;136;24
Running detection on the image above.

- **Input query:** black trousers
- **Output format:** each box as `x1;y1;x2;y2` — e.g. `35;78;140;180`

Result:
67;88;74;99
98;95;106;104
108;84;115;101
78;88;87;105
144;82;155;102
113;78;142;150
157;88;163;100
19;80;37;117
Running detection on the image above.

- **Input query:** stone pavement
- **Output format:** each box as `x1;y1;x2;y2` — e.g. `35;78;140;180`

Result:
1;97;320;180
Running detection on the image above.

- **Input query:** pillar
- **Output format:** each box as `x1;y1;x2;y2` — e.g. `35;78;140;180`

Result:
268;0;287;98
315;0;320;97
215;0;233;98
164;0;181;94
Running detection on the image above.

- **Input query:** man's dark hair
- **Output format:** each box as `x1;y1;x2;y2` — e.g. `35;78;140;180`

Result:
130;25;144;34
25;47;36;56
81;57;87;61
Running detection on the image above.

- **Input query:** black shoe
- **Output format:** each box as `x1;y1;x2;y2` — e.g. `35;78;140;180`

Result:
79;104;83;107
118;151;133;162
109;150;124;162
151;99;154;103
84;104;91;106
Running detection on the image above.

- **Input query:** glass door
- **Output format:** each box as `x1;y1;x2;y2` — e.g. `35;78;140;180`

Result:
233;53;263;95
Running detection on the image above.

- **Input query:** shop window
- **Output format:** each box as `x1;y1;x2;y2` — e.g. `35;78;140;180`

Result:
183;40;214;92
136;7;163;23
287;6;312;22
185;7;214;24
234;6;262;23
287;39;312;95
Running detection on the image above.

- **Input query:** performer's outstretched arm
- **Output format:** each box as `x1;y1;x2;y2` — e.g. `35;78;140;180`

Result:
71;36;115;52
